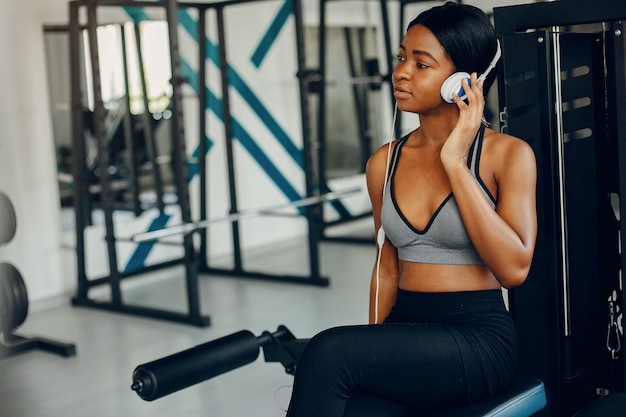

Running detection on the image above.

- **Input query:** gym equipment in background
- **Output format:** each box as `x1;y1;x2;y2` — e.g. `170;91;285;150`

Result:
0;192;76;359
0;192;16;245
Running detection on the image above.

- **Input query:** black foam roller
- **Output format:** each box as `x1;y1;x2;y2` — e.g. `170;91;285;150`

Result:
132;330;260;401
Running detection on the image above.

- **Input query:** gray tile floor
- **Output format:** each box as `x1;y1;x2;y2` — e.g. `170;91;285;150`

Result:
0;226;376;417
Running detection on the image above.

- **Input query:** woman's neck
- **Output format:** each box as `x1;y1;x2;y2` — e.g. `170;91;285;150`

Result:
413;110;459;146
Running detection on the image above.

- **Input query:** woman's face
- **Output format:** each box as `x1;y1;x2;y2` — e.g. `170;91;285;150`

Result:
392;24;456;113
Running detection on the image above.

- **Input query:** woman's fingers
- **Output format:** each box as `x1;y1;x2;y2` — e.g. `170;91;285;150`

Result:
456;74;484;121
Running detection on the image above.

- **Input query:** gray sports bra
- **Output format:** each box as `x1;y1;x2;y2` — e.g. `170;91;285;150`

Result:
380;125;496;265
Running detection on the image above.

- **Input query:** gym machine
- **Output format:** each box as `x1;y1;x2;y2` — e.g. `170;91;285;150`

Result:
130;325;546;416
494;0;625;415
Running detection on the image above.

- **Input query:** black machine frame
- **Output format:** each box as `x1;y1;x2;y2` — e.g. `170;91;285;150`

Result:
494;0;626;416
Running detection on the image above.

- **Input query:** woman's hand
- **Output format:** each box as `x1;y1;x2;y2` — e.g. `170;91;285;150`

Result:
440;73;485;167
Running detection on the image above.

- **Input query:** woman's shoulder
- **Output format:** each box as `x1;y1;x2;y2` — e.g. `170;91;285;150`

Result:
366;138;401;175
483;128;536;168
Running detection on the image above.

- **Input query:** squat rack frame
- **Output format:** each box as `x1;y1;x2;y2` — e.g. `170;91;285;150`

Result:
69;0;378;326
69;0;210;326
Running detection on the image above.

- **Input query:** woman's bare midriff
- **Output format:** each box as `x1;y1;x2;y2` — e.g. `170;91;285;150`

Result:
398;261;502;293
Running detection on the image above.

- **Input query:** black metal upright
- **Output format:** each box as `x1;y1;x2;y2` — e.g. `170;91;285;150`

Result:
197;9;209;270
295;0;324;284
605;18;626;384
85;0;124;305
494;1;626;415
164;0;208;325
68;1;90;301
215;4;243;273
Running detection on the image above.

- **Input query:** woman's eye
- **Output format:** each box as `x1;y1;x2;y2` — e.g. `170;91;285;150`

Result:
395;54;406;63
417;63;429;69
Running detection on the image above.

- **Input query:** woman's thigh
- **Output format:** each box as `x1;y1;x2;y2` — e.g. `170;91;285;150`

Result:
296;323;478;409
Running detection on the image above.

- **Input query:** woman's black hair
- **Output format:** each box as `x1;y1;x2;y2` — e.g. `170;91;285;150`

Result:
408;2;498;93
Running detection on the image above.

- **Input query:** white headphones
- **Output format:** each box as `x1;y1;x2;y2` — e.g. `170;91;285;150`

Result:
440;40;501;103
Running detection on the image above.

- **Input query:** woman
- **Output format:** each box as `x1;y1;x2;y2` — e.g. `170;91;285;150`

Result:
286;2;537;416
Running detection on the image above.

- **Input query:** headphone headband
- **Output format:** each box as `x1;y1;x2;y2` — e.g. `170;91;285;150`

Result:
478;40;501;81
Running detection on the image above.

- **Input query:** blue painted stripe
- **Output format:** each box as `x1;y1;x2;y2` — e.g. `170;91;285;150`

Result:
124;213;171;272
187;136;213;180
177;10;303;169
251;0;293;68
232;118;302;203
124;7;150;23
179;59;303;203
124;6;302;169
122;6;214;181
119;5;345;269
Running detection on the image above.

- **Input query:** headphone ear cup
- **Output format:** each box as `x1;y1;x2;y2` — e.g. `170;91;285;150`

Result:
440;72;471;103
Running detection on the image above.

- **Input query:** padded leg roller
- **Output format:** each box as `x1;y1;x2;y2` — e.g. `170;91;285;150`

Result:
130;326;305;401
131;330;260;401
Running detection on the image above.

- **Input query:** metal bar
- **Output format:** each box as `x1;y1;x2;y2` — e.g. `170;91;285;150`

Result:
606;22;626;387
316;0;327;192
81;0;401;9
72;298;210;327
68;1;90;299
295;0;322;282
551;31;572;338
201;267;329;287
131;187;362;242
75;258;185;288
164;0;204;321
197;9;208;269
86;0;123;304
216;5;243;272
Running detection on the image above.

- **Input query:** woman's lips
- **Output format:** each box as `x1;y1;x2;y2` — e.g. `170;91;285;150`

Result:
393;87;412;99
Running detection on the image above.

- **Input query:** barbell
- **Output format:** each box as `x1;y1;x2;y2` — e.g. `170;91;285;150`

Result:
130;187;363;243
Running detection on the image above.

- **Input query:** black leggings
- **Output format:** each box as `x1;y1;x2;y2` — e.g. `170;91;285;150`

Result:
285;290;518;417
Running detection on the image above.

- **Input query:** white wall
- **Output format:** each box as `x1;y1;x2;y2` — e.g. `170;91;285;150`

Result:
0;0;68;305
0;0;533;306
